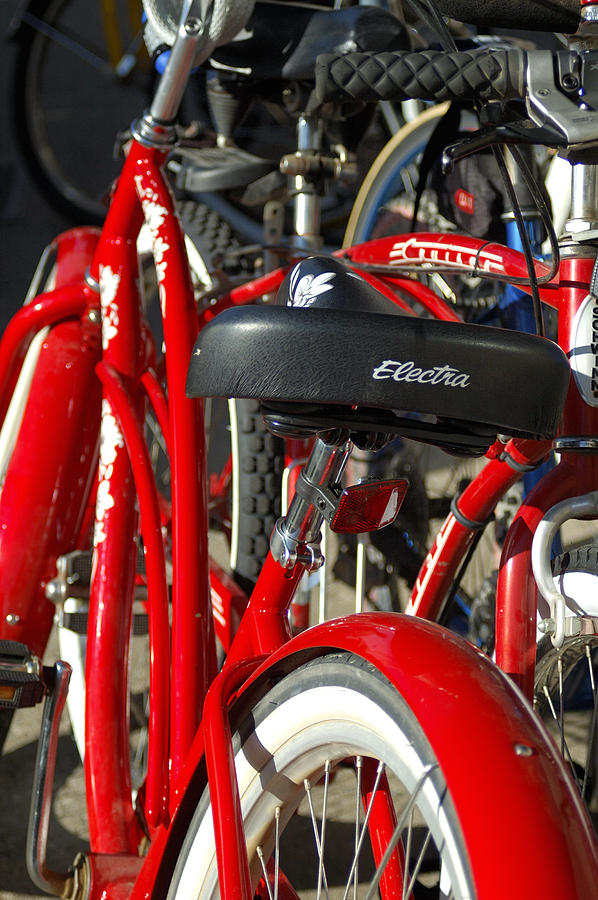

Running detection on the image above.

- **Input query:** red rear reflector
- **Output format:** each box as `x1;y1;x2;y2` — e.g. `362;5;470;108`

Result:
330;478;409;534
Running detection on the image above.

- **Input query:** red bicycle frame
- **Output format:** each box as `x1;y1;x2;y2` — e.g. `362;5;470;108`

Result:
2;129;598;896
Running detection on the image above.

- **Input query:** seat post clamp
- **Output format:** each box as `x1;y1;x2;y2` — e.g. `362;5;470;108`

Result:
270;519;324;572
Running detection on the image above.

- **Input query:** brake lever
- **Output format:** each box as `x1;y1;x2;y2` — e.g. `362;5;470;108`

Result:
441;122;567;172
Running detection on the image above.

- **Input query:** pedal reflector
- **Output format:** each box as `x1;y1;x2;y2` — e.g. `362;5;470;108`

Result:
0;640;45;709
330;478;409;534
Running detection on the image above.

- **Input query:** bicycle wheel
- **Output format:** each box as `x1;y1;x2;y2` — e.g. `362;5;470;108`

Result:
178;203;284;595
345;104;451;249
534;544;598;828
167;652;474;899
207;398;283;595
11;0;152;222
345;108;502;608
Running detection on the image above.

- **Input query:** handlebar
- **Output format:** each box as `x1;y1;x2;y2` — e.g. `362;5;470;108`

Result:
315;49;526;105
316;47;598;160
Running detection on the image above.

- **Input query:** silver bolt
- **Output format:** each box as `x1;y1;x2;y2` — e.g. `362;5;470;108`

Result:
5;613;20;625
537;618;556;635
184;17;202;34
45;578;66;603
514;743;535;757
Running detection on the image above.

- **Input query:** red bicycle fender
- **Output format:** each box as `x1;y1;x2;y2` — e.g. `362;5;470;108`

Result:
0;228;101;657
144;613;598;900
53;227;101;288
254;614;598;900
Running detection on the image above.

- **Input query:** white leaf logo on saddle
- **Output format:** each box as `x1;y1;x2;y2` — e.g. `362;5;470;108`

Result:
289;270;336;307
372;359;471;388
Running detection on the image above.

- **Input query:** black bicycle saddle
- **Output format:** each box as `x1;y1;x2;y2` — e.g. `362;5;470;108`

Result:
187;256;570;454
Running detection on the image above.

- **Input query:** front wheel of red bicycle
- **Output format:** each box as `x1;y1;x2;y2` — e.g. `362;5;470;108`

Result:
166;652;474;900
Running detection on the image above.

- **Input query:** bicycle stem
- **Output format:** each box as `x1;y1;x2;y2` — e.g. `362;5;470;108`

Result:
135;5;209;145
567;163;598;237
291;114;325;251
149;17;205;124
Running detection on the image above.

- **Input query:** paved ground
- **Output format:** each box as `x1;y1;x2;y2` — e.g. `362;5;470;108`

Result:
0;628;88;900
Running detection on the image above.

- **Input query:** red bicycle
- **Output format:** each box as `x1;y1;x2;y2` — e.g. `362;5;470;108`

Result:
2;0;598;897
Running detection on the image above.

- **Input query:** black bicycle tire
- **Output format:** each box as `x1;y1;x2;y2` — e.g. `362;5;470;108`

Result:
226;398;283;594
178;199;243;269
551;544;598;580
179;202;284;594
11;0;151;223
536;544;598;671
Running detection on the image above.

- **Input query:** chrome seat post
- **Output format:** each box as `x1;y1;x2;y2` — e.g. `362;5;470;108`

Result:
271;436;352;574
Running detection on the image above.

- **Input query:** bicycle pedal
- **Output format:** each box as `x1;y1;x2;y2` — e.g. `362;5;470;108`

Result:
48;551;152;635
0;640;48;709
168;145;275;193
56;599;149;636
47;549;154;601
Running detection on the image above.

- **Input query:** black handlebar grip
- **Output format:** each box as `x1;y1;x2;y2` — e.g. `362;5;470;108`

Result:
434;0;580;34
315;49;525;105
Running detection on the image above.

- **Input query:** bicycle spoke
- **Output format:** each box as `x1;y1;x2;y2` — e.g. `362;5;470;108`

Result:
559;656;565;758
543;678;583;790
401;808;414;900
363;764;438;900
403;825;432;900
22;12;112;74
115;29;145;78
341;760;385;900
317;761;331;900
303;772;330;900
354;756;362;900
274;806;281;900
257;846;275;900
256;810;282;900
582;645;598;802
